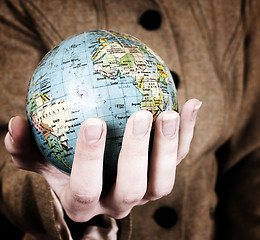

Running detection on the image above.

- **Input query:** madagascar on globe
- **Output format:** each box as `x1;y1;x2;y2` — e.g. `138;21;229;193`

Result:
26;30;178;186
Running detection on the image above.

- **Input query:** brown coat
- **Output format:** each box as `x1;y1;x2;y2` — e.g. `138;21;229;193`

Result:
0;0;260;239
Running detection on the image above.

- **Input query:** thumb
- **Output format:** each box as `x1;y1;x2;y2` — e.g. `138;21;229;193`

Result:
4;116;43;171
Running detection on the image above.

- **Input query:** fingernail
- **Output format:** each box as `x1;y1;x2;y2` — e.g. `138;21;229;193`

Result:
84;118;103;144
192;101;202;120
162;112;178;137
133;111;151;137
8;117;15;142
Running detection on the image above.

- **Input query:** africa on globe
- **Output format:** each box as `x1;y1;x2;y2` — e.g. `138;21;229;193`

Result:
26;30;178;184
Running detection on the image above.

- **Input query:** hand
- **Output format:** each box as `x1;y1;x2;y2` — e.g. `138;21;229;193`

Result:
4;99;201;222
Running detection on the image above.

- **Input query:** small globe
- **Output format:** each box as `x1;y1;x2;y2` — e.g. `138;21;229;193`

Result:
26;30;178;184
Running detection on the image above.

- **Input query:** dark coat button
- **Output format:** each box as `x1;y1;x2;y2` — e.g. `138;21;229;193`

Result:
153;206;178;229
170;71;180;89
139;10;162;30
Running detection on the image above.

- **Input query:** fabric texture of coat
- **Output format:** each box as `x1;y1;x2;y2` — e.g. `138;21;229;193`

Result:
0;0;260;239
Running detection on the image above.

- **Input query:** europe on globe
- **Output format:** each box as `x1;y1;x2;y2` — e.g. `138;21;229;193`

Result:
26;30;178;184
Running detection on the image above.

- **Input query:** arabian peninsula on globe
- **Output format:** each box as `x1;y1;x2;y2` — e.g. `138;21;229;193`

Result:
26;30;178;184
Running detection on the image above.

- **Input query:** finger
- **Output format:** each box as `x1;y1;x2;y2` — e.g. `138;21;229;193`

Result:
177;99;202;165
105;110;153;217
4;116;31;155
145;110;180;201
4;116;42;171
62;118;106;222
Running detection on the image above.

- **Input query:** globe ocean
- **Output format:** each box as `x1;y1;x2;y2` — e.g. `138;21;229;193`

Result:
26;30;178;184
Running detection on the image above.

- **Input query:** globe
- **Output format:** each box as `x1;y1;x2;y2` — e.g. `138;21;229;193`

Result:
26;30;178;185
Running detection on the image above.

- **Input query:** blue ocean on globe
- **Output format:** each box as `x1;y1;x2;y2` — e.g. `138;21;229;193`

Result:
26;30;178;184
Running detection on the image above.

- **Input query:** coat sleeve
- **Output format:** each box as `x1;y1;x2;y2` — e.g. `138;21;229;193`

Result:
0;142;64;239
0;1;65;239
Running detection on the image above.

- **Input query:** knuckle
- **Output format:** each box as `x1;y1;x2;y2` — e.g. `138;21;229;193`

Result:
120;145;147;158
148;187;173;200
121;194;143;205
72;191;99;205
119;189;146;205
77;150;100;162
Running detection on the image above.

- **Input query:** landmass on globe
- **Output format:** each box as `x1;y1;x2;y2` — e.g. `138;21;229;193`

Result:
26;30;178;183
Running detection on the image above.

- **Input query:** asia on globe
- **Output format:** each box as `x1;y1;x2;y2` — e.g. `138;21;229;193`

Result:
26;30;178;184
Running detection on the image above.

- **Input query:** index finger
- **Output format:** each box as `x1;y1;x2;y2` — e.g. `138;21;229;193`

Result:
62;118;107;221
